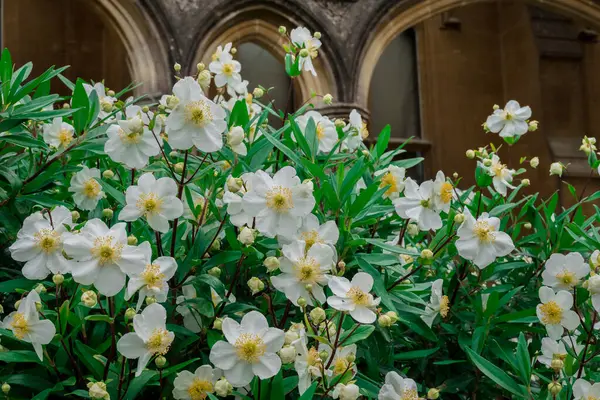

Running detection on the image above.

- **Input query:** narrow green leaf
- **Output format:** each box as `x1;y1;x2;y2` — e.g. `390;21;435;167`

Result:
465;347;528;398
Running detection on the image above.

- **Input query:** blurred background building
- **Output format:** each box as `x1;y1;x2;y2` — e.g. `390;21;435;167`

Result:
2;0;600;202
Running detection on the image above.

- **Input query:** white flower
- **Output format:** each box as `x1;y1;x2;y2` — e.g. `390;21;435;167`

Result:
213;43;233;61
227;126;247;156
378;371;419;400
319;342;357;377
119;173;183;233
327;272;381;324
43;117;75;149
211;287;236;307
209;311;285;387
104;106;160;169
125;256;177;311
165;77;227;152
549;162;565;177
9;206;72;279
480;155;515;196
485;100;531;138
292;330;322;394
375;166;406;200
172;365;222;400
420;279;449;328
281;214;339;249
573;379;600;400
2;290;55;361
432;171;454;213
224;173;254;227
393;178;442;232
117;303;174;376
87;381;109;400
238;226;256;246
176;280;202;333
83;82;116;121
579;136;597;155
591;250;600;268
209;52;242;89
536;286;579;339
69;166;104;211
290;27;321;76
64;219;150;296
242;167;316;238
455;211;514;269
332;383;360;400
296;111;337;153
342;110;368;151
537;337;567;368
271;240;334;306
587;274;600;312
542;253;588;291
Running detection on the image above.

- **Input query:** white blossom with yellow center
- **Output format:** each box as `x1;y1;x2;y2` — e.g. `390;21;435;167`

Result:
542;252;589;291
342;109;367;151
105;105;160;169
173;365;222;400
209;311;284;387
480;154;515;197
432;170;454;212
296;111;337;153
394;178;442;232
9;206;73;279
165;77;227;153
376;165;407;200
209;52;242;89
242;167;316;238
538;337;569;368
378;371;420;400
327;272;381;324
271;240;334;306
455;211;514;269
119;172;183;233
83;82;116;122
485;100;532;138
42;117;75;149
2;291;55;361
290;27;322;76
421;279;448;327
536;286;579;339
68;166;104;211
126;256;177;310
293;330;323;395
283;213;339;251
573;379;600;400
64;219;150;296
117;303;174;377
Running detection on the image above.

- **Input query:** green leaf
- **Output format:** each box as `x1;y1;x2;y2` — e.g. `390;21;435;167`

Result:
0;278;36;293
305;117;319;158
394;346;440;360
84;314;114;323
59;300;70;335
339;325;375;346
340;159;365;202
475;165;493;187
298;381;318;400
289;116;312;159
229;99;250;129
262;128;303;166
99;180;125;206
375;125;391;159
1;48;13;102
72;78;90;133
515;332;531;385
0;350;42;363
465;347;528;398
0;133;48;149
125;370;158;400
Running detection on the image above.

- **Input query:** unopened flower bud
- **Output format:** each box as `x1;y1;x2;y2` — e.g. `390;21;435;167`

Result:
548;381;562;395
35;302;42;311
528;120;539;131
551;358;564;371
34;283;46;293
71;210;80;222
345;353;356;364
102;170;114;179
63;103;71;109
124;308;136;321
427;388;440;399
227;126;245;147
106;89;115;97
284;330;299;345
208;267;221;277
197;62;205;71
421;249;433;260
213;318;223;330
279;345;296;363
169;151;179;159
549;162;565;177
452;172;459;179
145;296;157;305
198;70;211;91
334;119;346;128
378;314;393;327
524;222;532;230
319;350;329;361
87;381;110;400
14;300;21;309
81;290;97;307
252;87;264;98
483;159;493;167
338;261;346;269
127;235;138;245
210;238;221;252
278;26;287;35
215;377;233;397
1;383;10;394
323;93;333;105
247;277;264;295
173;63;181;72
174;162;185;174
230;47;237;55
264;256;280;272
521;178;530;187
155;355;167;368
102;209;113;219
454;213;465;224
52;274;64;285
225;176;242;193
166;95;180;109
407;223;419;237
297;297;307;307
238;226;256;246
310;307;326;325
361;149;370;157
466;149;475;159
530;157;539;168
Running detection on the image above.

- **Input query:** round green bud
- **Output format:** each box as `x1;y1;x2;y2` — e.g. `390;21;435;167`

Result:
314;32;322;39
466;149;475;159
102;170;114;179
208;267;221;277
548;382;562;395
174;162;185;174
52;274;64;285
309;307;326;325
197;62;205;71
421;249;434;260
323;94;333;105
521;178;530;187
127;235;138;245
142;105;150;113
102;209;114;219
213;318;223;330
173;63;181;72
2;383;10;394
524;222;532;230
155;355;167;368
427;388;440;399
319;350;329;361
278;26;287;35
145;297;157;305
454;213;465;224
71;210;80;222
125;308;136;321
299;49;309;58
297;297;307;307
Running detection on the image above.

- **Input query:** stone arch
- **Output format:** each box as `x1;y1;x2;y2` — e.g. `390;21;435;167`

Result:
87;0;171;97
190;8;338;105
356;0;600;109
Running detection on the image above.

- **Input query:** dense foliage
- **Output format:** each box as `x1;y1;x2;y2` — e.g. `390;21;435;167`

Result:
0;26;599;400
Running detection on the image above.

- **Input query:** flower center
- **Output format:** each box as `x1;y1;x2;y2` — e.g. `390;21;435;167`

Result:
91;236;123;265
307;347;321;367
360;122;369;139
420;199;431;209
347;286;370;306
10;312;29;339
300;230;320;248
306;40;319;58
234;333;266;363
34;229;61;254
492;163;506;178
146;328;173;355
504;111;513;121
439;182;453;204
401;389;419;400
222;63;235;76
556;270;577;287
187;378;214;400
141;263;165;288
380;172;398;196
540;301;563;325
265;186;293;213
473;221;495;244
316;123;325;140
83;178;101;199
439;295;450;318
58;128;73;147
136;192;163;215
333;357;350;375
118;128;142;145
184;101;212;127
296;256;321;284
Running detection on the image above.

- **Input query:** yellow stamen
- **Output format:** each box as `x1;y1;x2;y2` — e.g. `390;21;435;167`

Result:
141;264;165;288
347;286;370;306
265;186;293;213
380;172;398;197
146;328;173;355
299;230;320;248
316;123;325;140
34;229;61;253
187;378;214;400
222;63;235;76
58;128;73;147
296;256;321;284
10;313;29;339
402;389;419;400
118;128;142;145
439;182;453;204
556;271;577;287
83;178;101;199
234;333;266;363
184;100;212;127
136;192;163;215
333;357;350;375
91;236;123;265
439;295;450;318
539;301;563;325
473;221;495;244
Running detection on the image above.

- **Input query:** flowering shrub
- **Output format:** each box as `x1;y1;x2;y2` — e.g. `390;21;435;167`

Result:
1;26;600;400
